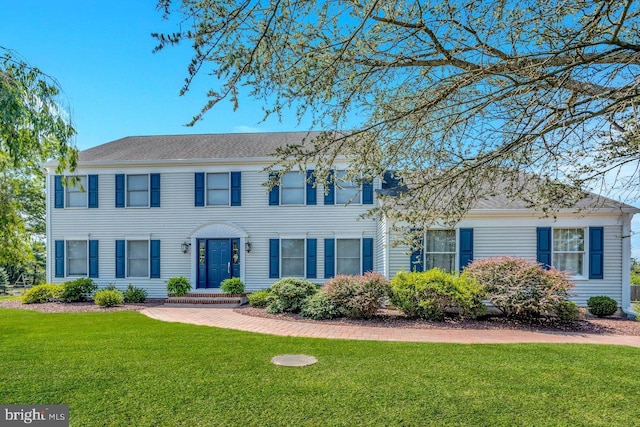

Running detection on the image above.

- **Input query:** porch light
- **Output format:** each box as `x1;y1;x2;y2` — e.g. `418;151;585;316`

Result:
181;241;191;254
245;241;252;253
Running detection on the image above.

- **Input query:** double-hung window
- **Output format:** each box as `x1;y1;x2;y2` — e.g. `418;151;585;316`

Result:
127;175;149;207
336;239;361;275
207;173;230;205
281;172;305;205
127;240;149;277
281;239;305;277
66;176;87;208
335;171;360;204
66;240;88;276
425;230;456;272
553;228;585;277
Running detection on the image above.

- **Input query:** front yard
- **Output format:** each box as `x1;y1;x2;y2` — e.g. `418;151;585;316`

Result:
1;308;639;426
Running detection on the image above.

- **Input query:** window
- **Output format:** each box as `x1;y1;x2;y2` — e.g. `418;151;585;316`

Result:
336;170;360;204
65;176;87;208
207;173;229;205
66;240;87;276
553;228;585;276
127;175;148;207
281;172;305;205
127;240;149;277
281;239;304;277
337;239;360;275
425;230;456;272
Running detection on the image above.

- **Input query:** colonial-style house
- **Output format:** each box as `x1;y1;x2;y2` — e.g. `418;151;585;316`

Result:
45;132;638;313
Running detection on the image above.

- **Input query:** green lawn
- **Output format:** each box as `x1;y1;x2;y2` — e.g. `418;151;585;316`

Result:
1;309;639;426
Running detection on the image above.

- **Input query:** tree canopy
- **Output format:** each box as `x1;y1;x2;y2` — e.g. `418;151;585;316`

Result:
154;0;640;226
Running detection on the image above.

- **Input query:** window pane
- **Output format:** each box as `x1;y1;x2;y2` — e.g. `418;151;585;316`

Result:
425;254;456;272
281;172;305;204
128;260;148;277
127;175;148;207
282;259;304;277
281;188;304;204
554;228;584;251
207;173;229;189
66;176;87;207
127;241;148;277
68;259;88;276
425;230;456;253
127;175;148;191
127;191;148;207
67;240;87;276
282;239;304;277
67;240;87;258
337;239;360;275
555;253;583;276
282;239;304;256
207;189;229;205
337;258;360;275
281;172;304;187
336;171;359;204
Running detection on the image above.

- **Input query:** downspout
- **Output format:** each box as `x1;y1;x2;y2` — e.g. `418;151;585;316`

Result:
621;212;636;319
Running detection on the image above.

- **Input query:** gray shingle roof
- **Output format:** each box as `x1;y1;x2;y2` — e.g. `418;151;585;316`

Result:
78;132;324;163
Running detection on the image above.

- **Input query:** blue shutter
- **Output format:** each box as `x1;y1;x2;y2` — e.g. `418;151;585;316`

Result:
150;173;161;207
410;233;424;272
88;175;99;208
324;170;335;205
589;227;604;279
537;227;552;269
55;240;64;277
324;238;335;278
268;174;280;206
194;173;205;206
89;240;99;278
231;172;241;206
54;175;64;208
306;239;317;279
306;170;316;205
115;240;125;278
363;238;374;273
115;174;125;208
362;178;373;205
150;240;161;278
269;239;280;278
459;228;474;271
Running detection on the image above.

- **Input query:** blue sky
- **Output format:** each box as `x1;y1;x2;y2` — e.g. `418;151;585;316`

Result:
0;1;311;151
3;1;639;257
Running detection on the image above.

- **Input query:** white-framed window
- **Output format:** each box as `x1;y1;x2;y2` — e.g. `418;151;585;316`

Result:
425;230;456;272
336;170;360;204
281;171;305;205
66;176;87;208
127;240;149;277
337;238;361;275
206;173;230;206
281;239;305;277
127;174;149;207
553;228;585;277
66;240;88;277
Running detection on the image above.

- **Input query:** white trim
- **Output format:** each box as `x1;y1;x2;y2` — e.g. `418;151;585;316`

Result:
45;171;52;283
125;239;151;279
552;227;587;279
125;173;151;208
622;213;632;310
205;171;231;207
280;238;306;278
65;239;89;278
124;234;151;240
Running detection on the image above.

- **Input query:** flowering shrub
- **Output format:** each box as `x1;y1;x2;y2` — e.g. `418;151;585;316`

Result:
324;272;391;318
390;269;486;320
463;256;574;318
266;277;318;314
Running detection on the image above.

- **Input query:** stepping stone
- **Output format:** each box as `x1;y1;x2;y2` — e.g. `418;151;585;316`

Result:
271;354;318;367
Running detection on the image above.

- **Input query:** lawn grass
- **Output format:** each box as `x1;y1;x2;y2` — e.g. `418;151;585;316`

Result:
0;295;20;300
1;309;639;426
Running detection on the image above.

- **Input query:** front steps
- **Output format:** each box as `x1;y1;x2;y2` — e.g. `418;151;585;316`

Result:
165;292;249;308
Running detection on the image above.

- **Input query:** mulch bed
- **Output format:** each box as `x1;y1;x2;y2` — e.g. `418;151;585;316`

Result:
0;300;164;313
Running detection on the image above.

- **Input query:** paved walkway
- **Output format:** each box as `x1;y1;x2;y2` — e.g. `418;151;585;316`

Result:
141;306;640;347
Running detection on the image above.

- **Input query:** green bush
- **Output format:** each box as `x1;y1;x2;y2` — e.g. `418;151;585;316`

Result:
94;289;124;307
123;284;148;303
22;284;64;304
587;296;618;317
324;272;391;318
300;292;340;320
221;277;245;294
555;301;581;321
167;276;191;296
60;278;98;302
391;269;486;320
463;257;574;318
266;277;318;314
248;290;273;308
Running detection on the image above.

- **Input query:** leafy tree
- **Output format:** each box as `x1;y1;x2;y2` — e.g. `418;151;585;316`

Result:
1;47;76;275
155;0;640;227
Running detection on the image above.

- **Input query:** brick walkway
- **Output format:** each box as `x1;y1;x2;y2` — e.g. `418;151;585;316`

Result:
141;306;640;347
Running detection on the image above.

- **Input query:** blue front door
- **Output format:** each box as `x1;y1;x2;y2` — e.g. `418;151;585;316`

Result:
206;239;231;288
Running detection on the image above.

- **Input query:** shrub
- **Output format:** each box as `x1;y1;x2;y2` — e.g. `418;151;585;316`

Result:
22;284;64;304
463;257;574;318
324;272;391;318
555;301;581;321
94;289;124;307
60;278;98;302
300;292;340;320
390;269;486;320
587;296;618;317
266;277;317;313
167;276;191;296
248;290;273;308
123;284;148;303
102;283;119;291
221;277;245;294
